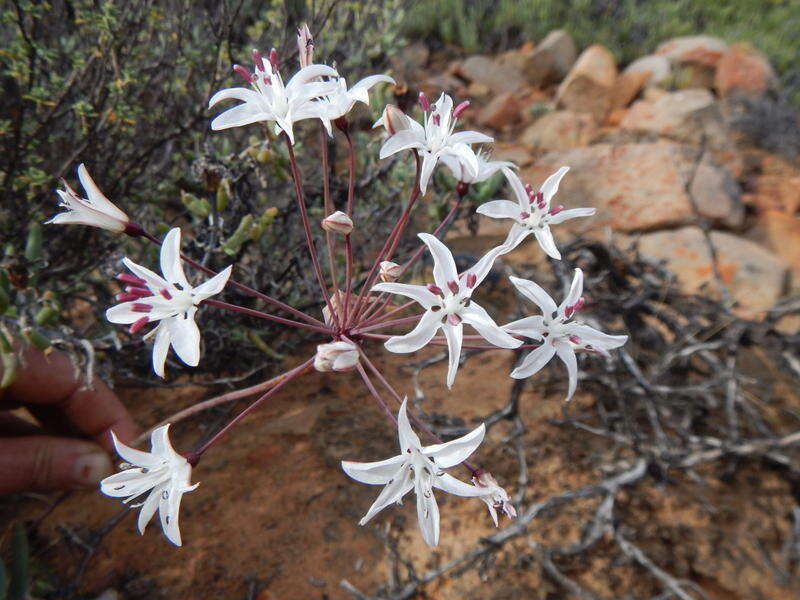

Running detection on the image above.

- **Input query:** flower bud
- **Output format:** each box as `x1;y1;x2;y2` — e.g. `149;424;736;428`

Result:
314;340;359;372
296;23;314;68
379;261;403;282
373;104;410;135
321;211;353;235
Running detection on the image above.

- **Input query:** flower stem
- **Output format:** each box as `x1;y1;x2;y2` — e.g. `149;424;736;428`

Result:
352;314;422;334
203;298;332;334
342;129;357;327
320;127;340;302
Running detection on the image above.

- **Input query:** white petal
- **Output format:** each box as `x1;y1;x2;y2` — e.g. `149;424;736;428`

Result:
379;130;424;159
418;151;439;195
444;323;463;389
359;466;414;525
503;316;545;340
433;472;486;497
534;226;561;260
193;265;232;300
448;131;494;145
415;477;440;547
447;143;479;178
101;470;163;499
462;245;503;289
461;303;522;349
45;209;124;232
159;483;185;546
568;324;628;351
160;228;191;290
502;167;530;211
168;312;201;367
548;207;596;225
341;455;406;485
424;423;485;468
540;166;570;205
106;302;144;325
508;276;558;317
476;200;520;221
372;282;437;309
208;86;262;108
77;164;127;221
510;343;556;379
384;310;442;353
136;487;161;535
418;233;458;289
149;424;174;457
109;430;161;468
554;341;578;401
559;269;584;315
397;398;422;452
286;64;339;89
211;103;270;130
499;224;532;254
122;257;169;293
152;323;171;378
350;74;395;96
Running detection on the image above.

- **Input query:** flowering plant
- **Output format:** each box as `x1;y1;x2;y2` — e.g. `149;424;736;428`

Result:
48;25;626;548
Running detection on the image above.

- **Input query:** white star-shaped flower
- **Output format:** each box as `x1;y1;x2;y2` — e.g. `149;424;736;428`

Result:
477;167;595;259
317;74;395;134
373;233;521;388
504;269;628;400
440;149;515;184
342;399;486;546
106;227;231;377
46;163;129;232
208;48;340;144
100;424;198;546
379;93;493;194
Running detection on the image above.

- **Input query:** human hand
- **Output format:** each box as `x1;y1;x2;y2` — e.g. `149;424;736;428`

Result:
0;343;137;494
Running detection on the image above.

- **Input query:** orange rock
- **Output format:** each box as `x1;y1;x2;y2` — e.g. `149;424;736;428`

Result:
751;211;800;286
520;110;598;150
478;92;523;129
656;35;729;67
556;44;618;121
715;43;777;99
612;69;652;109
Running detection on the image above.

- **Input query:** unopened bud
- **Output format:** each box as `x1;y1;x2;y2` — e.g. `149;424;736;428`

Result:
452;100;470;118
314;340;359;372
379;261;403;282
321;211;353;235
374;104;410;135
418;92;430;112
297;23;314;68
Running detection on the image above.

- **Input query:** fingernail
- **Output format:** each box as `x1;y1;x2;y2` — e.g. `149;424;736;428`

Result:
73;452;113;487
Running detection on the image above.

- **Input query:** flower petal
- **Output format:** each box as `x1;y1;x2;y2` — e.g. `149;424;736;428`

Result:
168;312;201;367
418;151;439;195
379;130;424;159
208;86;262;108
211;103;270;130
193;265;232;300
136;487;161;535
510;343;556;379
559;269;584;315
152;322;171;378
397;398;422;452
502;167;530;211
540;166;569;205
448;130;494;145
461;302;522;349
341;455;406;485
77;164;127;221
424;423;485;468
476;200;520;221
371;282;437;309
568;324;628;351
508;276;558;317
554;341;578;401
109;430;161;468
433;472;486;497
444;323;463;389
418;233;458;289
159;483;186;546
548;207;596;225
534;226;561;260
415;476;440;546
122;257;168;293
160;228;191;290
384;309;442;353
359;466;414;525
503;315;545;340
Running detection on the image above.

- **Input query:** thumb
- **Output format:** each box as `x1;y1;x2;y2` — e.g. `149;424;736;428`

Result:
0;436;113;494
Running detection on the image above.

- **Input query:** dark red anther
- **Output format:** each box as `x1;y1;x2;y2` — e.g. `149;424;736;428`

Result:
427;284;443;296
524;184;534;195
418;92;430;112
447;280;459;294
466;273;477;288
452;100;470;118
568;334;581;345
129;316;149;334
117;273;147;287
549;205;564;216
520;211;530;220
132;303;152;313
573;297;585;312
432;113;441;126
564;305;574;319
159;288;173;300
269;48;279;69
262;74;272;85
251;49;265;72
125;286;151;299
116;292;140;302
233;64;253;83
447;314;462;326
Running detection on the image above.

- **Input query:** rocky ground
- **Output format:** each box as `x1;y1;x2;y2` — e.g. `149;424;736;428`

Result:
4;31;800;600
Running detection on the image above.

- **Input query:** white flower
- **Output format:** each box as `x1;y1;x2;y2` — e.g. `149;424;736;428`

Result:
315;339;359;372
100;425;198;546
342;399;486;546
379;93;493;194
477;167;595;260
46;163;129;232
373;233;522;388
318;74;395;134
106;228;231;377
472;470;516;527
504;269;628;400
440;149;515;184
208;48;340;144
321;210;354;234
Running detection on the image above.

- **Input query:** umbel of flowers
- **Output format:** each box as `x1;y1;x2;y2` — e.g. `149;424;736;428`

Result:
47;25;625;548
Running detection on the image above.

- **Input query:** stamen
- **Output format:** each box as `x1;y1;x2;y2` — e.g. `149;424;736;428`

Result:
252;49;265;72
116;273;147;287
520;211;530;219
569;334;581;345
452;100;470;118
269;48;279;69
132;303;152;313
466;273;477;288
573;297;585;312
116;292;141;302
549;205;564;216
159;288;173;300
447;280;459;294
447;314;462;326
125;286;151;298
564;305;574;318
525;184;534;195
432;113;441;126
427;284;443;296
263;74;272;85
232;64;253;83
129;316;149;334
418;92;430;112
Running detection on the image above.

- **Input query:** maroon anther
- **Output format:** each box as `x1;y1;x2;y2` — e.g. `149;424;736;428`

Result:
116;292;140;302
262;74;272;85
251;49;265;72
549;205;564;216
129;316;149;334
520;211;530;220
159;288;173;300
117;273;147;287
132;303;153;313
447;280;459;294
447;314;462;326
427;284;443;296
233;64;253;83
452;100;470;118
269;48;279;69
573;297;585;312
418;92;430;112
432;113;441;126
125;286;151;299
568;334;581;345
524;184;534;195
466;273;477;288
536;191;543;203
564;305;574;319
